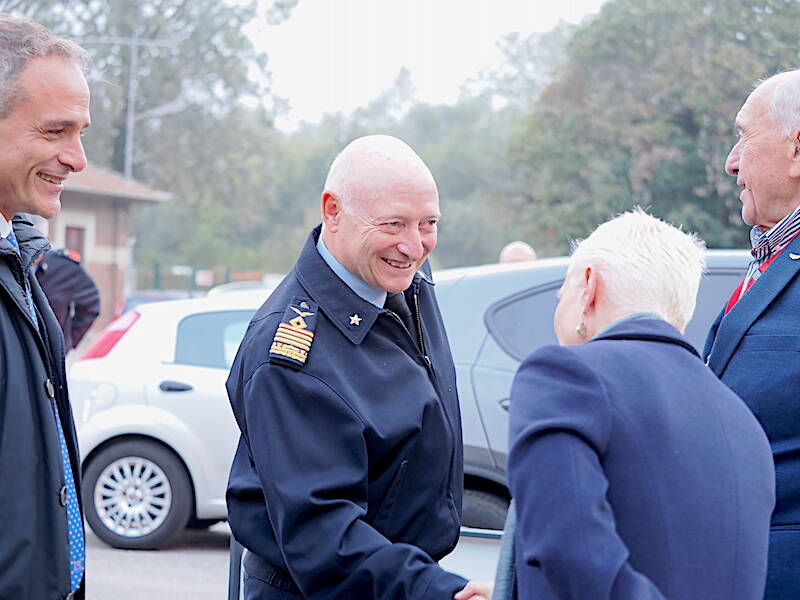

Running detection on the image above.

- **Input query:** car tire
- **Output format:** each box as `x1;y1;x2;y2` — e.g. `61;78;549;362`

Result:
82;439;192;550
461;489;509;530
186;518;222;530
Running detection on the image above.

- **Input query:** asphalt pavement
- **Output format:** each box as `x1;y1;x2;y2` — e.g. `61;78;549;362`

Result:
85;521;232;600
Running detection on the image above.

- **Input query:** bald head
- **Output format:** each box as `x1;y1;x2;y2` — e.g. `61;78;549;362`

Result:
320;135;440;293
323;135;437;214
499;241;537;263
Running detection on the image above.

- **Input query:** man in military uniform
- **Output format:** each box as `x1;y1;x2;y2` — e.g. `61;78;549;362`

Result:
36;247;100;351
227;135;487;599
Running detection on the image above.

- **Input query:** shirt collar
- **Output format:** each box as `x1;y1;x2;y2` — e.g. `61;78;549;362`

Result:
0;218;11;239
316;233;387;308
750;204;800;263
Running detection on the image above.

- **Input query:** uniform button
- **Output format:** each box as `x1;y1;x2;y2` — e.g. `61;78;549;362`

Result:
59;485;68;507
45;379;55;398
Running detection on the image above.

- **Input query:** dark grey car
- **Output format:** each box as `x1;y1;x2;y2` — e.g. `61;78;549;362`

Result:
435;249;751;529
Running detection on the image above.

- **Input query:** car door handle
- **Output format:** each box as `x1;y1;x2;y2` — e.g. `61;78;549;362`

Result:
499;398;510;412
159;380;194;392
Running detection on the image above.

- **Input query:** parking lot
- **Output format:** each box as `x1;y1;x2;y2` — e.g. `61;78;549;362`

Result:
86;523;231;600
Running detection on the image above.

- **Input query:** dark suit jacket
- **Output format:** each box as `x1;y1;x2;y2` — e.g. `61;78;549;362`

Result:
509;318;774;600
704;235;800;599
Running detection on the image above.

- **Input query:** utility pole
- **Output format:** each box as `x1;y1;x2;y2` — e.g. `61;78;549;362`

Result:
81;36;176;179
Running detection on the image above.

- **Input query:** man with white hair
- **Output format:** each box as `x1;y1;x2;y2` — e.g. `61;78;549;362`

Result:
0;14;90;600
704;69;800;599
497;210;774;599
226;135;485;599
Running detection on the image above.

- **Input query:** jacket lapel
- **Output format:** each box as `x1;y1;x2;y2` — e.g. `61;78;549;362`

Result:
707;236;800;376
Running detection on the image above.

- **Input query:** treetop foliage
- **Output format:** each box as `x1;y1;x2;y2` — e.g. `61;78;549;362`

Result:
7;0;800;275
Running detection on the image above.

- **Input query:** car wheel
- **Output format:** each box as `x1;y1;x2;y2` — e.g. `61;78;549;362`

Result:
82;440;192;550
461;489;509;530
186;518;222;530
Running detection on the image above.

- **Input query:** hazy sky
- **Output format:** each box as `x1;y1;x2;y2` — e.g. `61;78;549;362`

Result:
247;0;608;130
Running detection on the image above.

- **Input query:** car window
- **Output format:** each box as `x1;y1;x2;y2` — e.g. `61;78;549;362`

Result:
486;282;561;361
175;310;255;369
683;270;744;351
486;268;745;361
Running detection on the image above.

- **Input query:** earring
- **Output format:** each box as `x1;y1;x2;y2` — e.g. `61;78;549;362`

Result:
576;322;587;338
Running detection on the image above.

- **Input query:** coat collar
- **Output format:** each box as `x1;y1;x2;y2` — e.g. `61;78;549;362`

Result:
707;233;800;375
590;317;700;358
0;215;50;335
294;225;432;345
0;215;50;271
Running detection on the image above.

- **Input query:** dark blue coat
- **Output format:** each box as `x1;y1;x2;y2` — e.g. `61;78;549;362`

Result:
0;216;84;599
510;319;774;600
226;226;467;599
704;234;800;600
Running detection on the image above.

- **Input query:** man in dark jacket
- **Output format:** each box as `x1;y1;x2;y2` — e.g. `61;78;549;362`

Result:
227;135;486;599
0;15;91;600
37;248;100;351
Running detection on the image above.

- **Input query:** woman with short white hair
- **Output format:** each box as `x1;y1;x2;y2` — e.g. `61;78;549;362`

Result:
482;210;775;600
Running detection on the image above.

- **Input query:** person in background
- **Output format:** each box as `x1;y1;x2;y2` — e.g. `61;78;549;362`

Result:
502;210;774;599
36;247;100;351
226;135;488;600
704;68;800;599
498;240;537;263
28;213;100;352
0;15;91;599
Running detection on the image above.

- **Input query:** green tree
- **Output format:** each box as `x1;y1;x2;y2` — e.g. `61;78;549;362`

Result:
10;1;292;272
510;0;800;251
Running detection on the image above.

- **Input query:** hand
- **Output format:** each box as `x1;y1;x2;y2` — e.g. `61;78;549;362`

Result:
454;580;494;600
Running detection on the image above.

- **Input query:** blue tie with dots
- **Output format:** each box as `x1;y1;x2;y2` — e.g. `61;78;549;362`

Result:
6;228;85;591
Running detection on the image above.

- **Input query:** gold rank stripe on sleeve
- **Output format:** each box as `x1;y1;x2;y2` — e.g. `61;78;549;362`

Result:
270;342;308;363
274;330;312;350
277;323;314;341
269;300;318;368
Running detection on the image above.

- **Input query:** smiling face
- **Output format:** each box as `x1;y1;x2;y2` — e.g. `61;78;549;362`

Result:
321;137;440;293
0;56;91;221
324;179;439;293
725;80;800;230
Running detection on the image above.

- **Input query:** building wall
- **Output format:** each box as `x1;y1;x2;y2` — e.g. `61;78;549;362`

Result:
50;193;132;339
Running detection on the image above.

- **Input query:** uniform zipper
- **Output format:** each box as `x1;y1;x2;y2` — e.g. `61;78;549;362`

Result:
412;287;431;368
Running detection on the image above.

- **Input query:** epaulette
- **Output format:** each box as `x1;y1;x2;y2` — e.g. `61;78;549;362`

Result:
268;298;318;369
53;248;81;263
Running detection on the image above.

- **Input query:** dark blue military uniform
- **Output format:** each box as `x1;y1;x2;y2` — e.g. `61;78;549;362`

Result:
227;226;467;600
36;249;100;351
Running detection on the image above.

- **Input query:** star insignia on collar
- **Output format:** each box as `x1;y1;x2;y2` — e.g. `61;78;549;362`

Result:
349;314;362;326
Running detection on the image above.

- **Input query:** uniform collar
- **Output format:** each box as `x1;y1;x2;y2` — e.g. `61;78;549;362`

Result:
296;225;431;345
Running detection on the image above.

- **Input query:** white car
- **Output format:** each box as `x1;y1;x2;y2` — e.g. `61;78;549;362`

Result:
70;290;268;549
